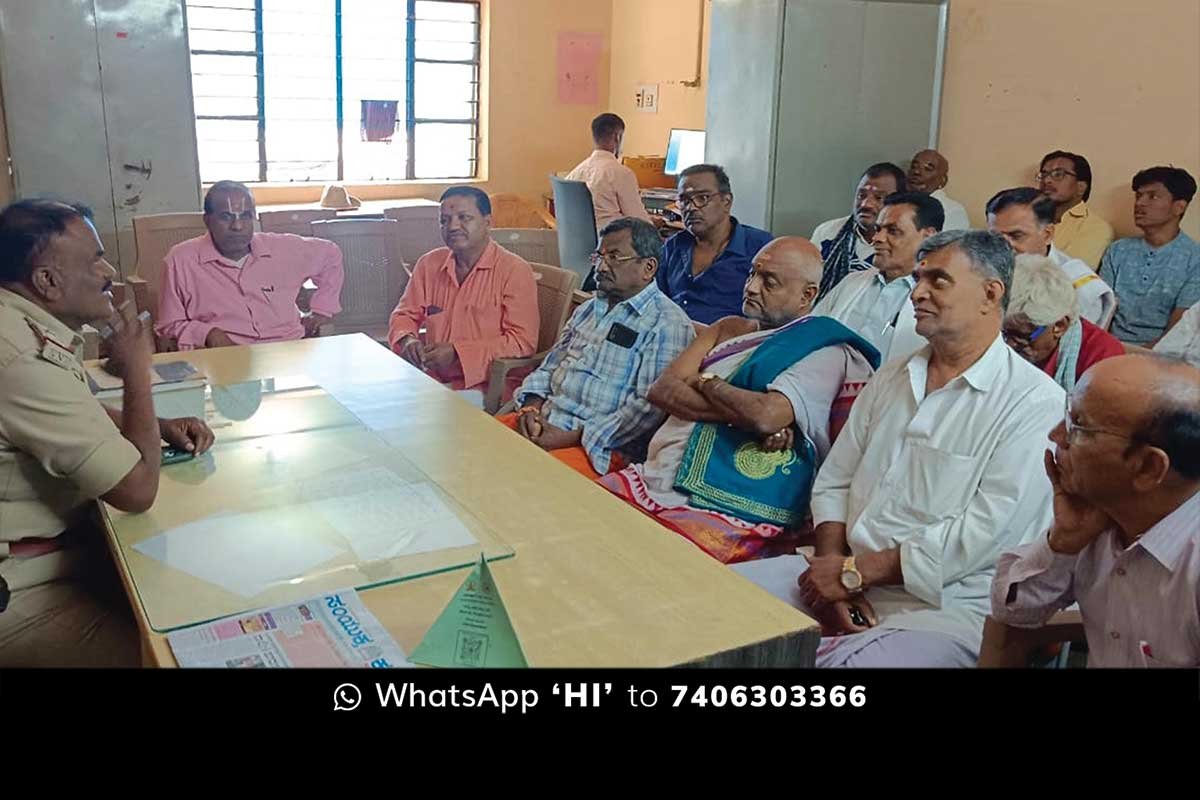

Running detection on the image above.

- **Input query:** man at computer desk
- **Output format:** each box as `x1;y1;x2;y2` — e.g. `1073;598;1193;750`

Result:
565;113;652;232
657;164;774;325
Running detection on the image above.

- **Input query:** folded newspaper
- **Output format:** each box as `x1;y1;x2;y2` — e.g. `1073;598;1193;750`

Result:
167;590;412;668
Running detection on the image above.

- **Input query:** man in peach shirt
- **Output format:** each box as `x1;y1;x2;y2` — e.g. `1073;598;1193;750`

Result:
388;187;539;399
565;113;651;231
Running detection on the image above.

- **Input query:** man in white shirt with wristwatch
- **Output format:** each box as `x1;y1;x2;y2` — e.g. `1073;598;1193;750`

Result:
735;230;1064;667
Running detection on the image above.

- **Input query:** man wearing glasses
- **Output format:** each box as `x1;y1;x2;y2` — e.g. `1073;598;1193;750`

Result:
991;354;1200;667
499;217;694;479
1002;255;1124;393
656;164;774;325
1037;151;1114;269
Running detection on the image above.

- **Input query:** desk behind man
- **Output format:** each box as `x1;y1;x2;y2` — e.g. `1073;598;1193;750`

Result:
565;113;652;232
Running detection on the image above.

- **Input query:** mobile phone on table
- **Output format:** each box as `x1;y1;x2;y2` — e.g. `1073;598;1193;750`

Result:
161;445;195;465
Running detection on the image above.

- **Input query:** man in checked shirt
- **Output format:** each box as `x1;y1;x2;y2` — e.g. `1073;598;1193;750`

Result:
497;217;694;480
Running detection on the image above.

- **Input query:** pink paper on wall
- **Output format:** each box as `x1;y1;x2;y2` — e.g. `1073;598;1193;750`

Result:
557;31;603;105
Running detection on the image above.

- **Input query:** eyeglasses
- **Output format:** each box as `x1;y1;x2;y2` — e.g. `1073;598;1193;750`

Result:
675;191;723;210
1002;324;1047;351
588;251;643;268
1037;169;1077;181
1063;396;1132;443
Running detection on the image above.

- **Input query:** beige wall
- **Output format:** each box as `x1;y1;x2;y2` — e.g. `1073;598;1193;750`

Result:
606;0;709;158
939;0;1200;239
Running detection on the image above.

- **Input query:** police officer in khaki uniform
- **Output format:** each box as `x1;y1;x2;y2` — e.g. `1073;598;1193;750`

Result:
0;199;214;666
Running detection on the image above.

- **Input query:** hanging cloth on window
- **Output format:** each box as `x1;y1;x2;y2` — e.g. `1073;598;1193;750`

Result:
361;99;399;142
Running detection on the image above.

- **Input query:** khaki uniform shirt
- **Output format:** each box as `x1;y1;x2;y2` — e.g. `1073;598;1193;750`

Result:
0;288;139;588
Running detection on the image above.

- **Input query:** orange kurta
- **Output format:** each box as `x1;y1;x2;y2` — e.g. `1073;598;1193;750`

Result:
495;413;610;481
387;240;539;390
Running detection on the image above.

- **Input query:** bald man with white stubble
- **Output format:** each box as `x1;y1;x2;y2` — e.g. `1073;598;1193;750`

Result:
601;237;881;564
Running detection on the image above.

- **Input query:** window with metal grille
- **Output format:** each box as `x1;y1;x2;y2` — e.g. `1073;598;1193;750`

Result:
185;0;480;184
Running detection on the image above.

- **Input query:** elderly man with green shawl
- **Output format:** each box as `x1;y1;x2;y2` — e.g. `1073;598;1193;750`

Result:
599;237;880;563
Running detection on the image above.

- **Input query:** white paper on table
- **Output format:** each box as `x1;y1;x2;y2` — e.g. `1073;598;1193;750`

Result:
321;381;409;432
134;509;346;598
730;553;811;610
304;468;478;562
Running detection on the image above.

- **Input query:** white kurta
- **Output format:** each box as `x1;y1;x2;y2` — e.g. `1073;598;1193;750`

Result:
809;335;1065;652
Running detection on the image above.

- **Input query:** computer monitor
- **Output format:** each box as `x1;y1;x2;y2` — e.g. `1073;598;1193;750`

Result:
664;129;706;176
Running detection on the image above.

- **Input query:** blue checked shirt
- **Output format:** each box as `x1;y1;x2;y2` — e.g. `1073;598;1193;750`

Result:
515;282;694;473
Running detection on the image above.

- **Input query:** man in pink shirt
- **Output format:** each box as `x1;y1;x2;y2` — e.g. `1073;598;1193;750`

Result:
156;180;344;350
388;187;539;395
565;113;651;231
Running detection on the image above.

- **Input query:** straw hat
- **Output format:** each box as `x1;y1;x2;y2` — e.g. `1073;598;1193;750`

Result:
318;184;362;210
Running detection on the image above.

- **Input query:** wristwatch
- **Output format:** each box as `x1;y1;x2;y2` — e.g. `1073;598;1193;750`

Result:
839;556;864;594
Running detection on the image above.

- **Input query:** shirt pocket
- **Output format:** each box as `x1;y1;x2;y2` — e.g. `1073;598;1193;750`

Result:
460;299;502;336
889;441;982;525
422;305;454;342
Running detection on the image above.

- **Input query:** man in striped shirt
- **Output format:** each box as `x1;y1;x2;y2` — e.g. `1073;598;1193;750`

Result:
498;217;694;479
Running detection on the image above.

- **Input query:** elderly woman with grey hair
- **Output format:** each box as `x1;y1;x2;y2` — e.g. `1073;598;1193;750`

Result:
1002;254;1125;391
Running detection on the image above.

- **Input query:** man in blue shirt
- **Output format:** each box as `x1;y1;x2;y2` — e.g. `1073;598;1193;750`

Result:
657;164;774;325
1100;166;1200;346
501;217;695;478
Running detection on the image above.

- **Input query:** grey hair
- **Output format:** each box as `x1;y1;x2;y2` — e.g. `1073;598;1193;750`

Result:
1006;254;1079;325
916;229;1015;310
599;216;663;263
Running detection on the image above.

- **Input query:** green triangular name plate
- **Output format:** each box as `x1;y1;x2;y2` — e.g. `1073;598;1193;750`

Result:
409;555;528;668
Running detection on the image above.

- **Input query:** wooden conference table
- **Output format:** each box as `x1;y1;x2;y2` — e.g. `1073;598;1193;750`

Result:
94;334;819;667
